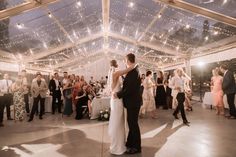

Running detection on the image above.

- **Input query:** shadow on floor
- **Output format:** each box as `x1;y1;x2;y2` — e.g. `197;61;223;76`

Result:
0;129;104;157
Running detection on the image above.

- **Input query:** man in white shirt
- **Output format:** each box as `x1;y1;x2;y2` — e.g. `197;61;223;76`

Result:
0;75;4;126
49;73;62;114
172;69;190;125
0;74;13;122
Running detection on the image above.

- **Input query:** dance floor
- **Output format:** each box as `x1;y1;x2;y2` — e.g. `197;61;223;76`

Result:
0;101;235;157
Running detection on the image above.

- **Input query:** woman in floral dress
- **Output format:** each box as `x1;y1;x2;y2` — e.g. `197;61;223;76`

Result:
12;75;25;121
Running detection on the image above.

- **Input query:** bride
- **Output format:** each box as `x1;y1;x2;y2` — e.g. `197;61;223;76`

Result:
107;60;135;155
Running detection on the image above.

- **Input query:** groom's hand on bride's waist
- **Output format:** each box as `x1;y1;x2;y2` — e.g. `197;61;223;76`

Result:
112;92;118;99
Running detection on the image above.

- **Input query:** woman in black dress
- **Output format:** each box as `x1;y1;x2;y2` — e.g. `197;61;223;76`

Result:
155;71;167;109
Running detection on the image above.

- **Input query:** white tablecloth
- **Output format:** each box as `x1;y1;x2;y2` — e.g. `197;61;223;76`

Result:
29;96;52;113
202;92;213;107
90;97;110;119
202;92;236;109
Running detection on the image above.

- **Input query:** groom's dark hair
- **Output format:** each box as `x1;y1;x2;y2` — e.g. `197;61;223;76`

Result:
126;53;135;63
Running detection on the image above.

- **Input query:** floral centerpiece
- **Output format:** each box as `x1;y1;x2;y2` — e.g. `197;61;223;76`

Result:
98;109;110;121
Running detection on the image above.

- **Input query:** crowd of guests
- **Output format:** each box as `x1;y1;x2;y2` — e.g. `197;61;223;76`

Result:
0;63;235;127
139;68;192;125
211;64;236;119
0;70;107;127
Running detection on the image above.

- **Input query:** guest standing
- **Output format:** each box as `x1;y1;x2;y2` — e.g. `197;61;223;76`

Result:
183;72;192;111
220;64;236;119
63;76;73;116
169;70;178;109
211;68;224;115
155;71;166;109
1;74;13;120
172;69;190;125
12;75;25;121
140;71;157;118
85;85;96;117
49;73;62;114
163;80;172;109
28;72;48;122
21;70;30;116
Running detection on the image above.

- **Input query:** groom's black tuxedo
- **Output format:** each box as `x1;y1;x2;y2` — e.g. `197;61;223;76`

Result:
117;66;142;151
117;66;142;108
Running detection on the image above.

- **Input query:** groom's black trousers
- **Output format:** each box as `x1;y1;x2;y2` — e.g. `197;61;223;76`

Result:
126;106;141;150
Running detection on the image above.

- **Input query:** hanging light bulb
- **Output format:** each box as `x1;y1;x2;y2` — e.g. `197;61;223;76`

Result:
43;42;48;48
158;14;162;19
176;45;180;50
76;1;82;7
87;27;91;34
205;36;209;41
29;49;33;55
16;23;24;29
150;34;154;41
48;12;52;18
128;2;134;8
135;29;139;38
223;0;228;5
213;31;219;35
185;24;190;29
121;26;125;34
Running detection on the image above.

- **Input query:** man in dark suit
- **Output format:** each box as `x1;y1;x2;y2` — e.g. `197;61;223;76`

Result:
49;73;62;114
114;53;142;154
220;64;236;119
164;80;172;109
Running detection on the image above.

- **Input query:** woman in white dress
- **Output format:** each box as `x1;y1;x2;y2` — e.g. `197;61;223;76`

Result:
140;71;157;118
108;60;135;155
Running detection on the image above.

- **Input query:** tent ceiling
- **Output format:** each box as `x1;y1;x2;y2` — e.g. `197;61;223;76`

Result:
0;0;235;71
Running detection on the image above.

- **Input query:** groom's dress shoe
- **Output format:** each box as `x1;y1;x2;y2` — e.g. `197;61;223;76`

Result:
125;148;141;154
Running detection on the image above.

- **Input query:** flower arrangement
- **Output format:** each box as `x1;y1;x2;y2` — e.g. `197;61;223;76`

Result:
98;109;110;121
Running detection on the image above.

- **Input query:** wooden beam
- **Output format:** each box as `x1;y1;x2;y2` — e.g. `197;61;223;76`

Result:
54;49;104;69
102;0;110;53
0;0;58;20
137;6;166;41
45;8;74;43
108;32;184;56
155;0;236;27
107;48;158;66
24;32;103;62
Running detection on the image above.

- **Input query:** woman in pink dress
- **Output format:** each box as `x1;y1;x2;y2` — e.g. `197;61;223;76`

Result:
211;68;224;115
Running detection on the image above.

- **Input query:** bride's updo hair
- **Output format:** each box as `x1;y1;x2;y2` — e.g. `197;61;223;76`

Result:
110;60;118;68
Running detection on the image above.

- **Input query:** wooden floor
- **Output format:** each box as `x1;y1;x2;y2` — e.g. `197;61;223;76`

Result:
0;101;236;157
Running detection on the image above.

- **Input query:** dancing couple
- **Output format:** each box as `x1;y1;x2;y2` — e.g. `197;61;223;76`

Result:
107;53;142;155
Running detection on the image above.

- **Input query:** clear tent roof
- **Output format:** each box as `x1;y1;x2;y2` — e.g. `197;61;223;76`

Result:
0;0;235;71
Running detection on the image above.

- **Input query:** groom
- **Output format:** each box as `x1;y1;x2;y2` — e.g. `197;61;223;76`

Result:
114;53;142;154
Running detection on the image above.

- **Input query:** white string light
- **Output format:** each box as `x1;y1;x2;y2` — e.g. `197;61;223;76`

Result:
128;2;134;8
76;1;82;7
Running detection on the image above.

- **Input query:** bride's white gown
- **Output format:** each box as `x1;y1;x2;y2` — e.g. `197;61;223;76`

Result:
108;77;126;155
